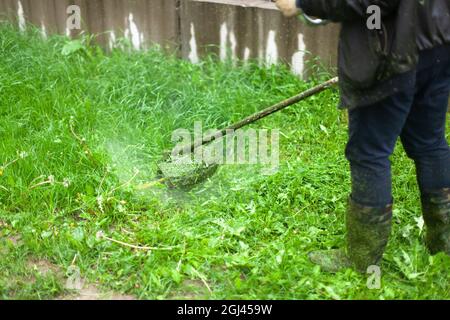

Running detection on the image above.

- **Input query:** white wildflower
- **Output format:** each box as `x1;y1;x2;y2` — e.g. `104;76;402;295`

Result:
95;230;104;240
97;195;104;213
62;178;70;188
19;151;28;159
48;175;55;185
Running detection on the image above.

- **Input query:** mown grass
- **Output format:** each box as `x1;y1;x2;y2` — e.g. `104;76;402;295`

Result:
1;23;449;300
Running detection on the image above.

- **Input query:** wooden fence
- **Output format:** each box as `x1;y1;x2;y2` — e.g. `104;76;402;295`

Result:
0;0;339;78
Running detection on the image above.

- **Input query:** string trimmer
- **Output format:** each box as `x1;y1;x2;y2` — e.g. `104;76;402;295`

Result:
138;77;338;191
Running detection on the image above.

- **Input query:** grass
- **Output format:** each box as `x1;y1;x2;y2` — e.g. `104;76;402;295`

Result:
1;23;450;300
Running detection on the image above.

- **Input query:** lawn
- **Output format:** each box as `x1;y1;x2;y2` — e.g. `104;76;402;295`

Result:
1;23;449;300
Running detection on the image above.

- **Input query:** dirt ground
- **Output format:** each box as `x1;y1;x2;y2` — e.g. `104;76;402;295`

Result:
26;258;135;300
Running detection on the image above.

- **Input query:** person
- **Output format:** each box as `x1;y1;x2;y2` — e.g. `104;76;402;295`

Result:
275;0;450;272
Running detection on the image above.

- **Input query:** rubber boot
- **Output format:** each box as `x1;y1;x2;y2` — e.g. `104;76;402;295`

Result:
421;188;450;255
308;198;393;273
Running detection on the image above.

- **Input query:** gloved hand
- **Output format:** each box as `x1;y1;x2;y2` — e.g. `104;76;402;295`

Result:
275;0;301;17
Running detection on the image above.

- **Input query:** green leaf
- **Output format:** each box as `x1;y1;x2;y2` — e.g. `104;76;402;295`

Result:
61;40;85;56
71;227;85;242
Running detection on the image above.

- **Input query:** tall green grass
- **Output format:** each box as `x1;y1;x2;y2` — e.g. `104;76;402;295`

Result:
0;23;449;299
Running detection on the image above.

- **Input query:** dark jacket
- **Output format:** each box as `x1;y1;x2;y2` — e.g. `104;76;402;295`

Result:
417;0;450;50
298;0;450;109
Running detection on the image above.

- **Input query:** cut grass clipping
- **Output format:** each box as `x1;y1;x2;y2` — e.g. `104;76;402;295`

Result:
1;23;450;300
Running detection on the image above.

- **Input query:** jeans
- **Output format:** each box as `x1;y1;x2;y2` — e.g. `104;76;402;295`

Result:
346;45;450;207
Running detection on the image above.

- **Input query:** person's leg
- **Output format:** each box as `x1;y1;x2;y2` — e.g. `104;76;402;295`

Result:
400;50;450;194
345;85;415;207
400;48;450;255
309;83;416;272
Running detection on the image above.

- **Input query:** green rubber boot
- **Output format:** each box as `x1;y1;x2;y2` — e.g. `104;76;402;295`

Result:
308;198;393;273
421;188;450;255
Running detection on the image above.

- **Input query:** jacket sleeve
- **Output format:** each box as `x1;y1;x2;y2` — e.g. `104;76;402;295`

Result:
298;0;401;22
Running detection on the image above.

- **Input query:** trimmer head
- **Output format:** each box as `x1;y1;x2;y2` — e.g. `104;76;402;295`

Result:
156;154;219;190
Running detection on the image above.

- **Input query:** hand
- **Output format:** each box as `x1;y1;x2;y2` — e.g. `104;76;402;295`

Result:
275;0;300;17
